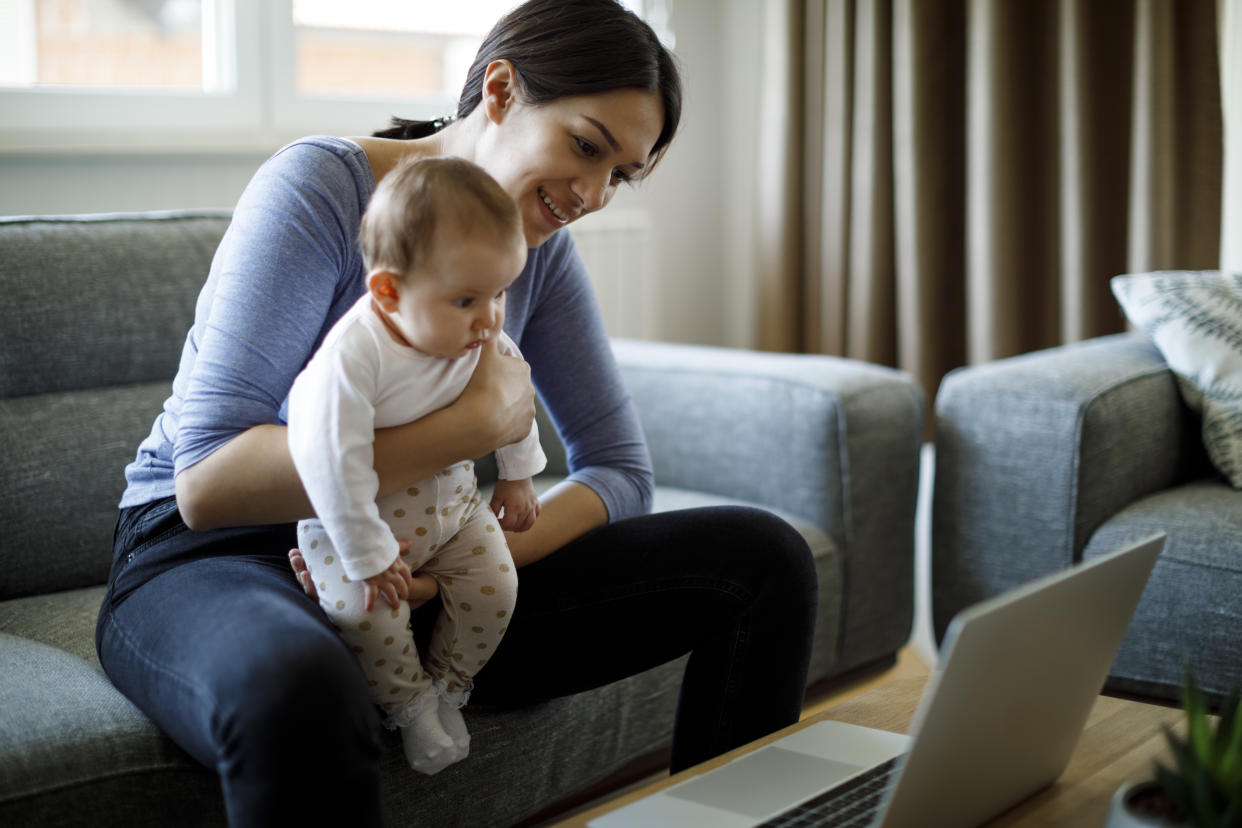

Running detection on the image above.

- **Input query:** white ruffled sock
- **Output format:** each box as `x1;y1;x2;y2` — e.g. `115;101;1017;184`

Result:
437;698;471;758
393;692;459;775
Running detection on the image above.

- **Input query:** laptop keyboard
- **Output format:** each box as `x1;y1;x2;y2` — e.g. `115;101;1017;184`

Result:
757;756;902;827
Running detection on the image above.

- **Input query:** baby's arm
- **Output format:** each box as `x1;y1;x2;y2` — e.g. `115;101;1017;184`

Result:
490;478;541;532
288;333;401;581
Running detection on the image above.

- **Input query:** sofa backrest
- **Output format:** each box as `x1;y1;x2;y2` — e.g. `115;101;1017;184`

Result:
0;211;232;601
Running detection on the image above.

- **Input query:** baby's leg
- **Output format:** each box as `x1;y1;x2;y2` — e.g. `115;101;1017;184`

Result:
296;520;457;774
420;505;519;753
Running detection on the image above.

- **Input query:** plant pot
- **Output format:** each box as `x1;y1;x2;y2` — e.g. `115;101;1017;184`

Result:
1103;780;1189;828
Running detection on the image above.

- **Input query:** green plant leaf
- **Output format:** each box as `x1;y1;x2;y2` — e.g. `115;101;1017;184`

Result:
1218;691;1242;796
1186;669;1214;769
1155;666;1242;827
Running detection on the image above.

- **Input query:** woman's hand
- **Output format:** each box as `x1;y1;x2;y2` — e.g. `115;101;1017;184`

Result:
460;338;536;451
288;539;441;609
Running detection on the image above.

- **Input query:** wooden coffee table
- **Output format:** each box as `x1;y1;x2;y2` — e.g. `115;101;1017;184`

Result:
557;676;1184;827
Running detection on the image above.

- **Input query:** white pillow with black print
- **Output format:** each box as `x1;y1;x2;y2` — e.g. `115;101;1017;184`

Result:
1112;270;1242;489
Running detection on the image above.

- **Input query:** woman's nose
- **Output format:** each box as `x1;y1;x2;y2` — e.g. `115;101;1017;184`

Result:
574;172;612;212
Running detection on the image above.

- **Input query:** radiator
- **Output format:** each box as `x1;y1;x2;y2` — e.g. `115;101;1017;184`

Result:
568;210;658;340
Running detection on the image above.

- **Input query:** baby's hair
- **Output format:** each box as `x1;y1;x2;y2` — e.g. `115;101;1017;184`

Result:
359;156;522;277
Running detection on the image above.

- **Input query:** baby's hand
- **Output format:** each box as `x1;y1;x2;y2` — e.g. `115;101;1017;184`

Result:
490;478;541;532
362;555;413;612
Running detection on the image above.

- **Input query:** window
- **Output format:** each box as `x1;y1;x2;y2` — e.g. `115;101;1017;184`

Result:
1;0;261;150
3;0;209;90
269;0;516;136
290;1;516;99
0;0;671;153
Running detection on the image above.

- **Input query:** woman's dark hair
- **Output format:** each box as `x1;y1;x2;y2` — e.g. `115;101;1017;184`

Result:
374;0;682;171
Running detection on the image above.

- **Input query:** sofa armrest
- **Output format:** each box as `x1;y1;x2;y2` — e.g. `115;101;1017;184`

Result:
931;332;1205;640
612;338;925;667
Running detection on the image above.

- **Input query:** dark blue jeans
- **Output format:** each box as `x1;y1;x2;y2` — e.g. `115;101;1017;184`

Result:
97;496;817;827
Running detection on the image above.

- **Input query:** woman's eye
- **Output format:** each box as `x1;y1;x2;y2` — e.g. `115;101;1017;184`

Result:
575;136;598;157
612;168;633;185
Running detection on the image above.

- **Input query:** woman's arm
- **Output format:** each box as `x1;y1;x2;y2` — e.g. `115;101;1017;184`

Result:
515;234;655;523
177;339;536;530
504;480;608;567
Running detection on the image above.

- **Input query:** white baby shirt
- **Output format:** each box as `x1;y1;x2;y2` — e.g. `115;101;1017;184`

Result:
287;294;546;581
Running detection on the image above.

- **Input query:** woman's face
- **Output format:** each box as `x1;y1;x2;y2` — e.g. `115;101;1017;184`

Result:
483;87;665;248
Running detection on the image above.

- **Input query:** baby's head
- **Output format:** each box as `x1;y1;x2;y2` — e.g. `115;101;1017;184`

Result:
361;157;527;358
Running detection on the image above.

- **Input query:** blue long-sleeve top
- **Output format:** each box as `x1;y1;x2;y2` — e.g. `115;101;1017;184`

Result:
120;135;654;523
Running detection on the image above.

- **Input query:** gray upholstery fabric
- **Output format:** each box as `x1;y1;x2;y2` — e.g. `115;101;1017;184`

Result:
0;212;228;398
614;339;924;674
934;332;1239;703
1;211;923;826
1084;481;1242;701
0;633;226;828
0;587;106;665
1;383;170;600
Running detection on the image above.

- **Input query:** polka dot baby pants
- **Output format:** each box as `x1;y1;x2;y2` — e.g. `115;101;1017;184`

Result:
297;461;518;722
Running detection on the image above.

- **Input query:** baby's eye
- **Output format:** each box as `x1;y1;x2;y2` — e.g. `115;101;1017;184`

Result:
454;298;474;309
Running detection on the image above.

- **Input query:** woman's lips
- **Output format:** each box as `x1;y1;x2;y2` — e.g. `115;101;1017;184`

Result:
538;186;570;225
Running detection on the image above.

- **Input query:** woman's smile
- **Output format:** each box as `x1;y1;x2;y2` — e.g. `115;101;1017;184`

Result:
480;85;663;247
538;186;571;223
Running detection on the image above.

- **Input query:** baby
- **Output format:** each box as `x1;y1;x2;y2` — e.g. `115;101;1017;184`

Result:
287;156;544;774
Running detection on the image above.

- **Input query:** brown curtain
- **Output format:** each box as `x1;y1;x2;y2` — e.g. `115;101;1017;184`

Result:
756;0;1223;404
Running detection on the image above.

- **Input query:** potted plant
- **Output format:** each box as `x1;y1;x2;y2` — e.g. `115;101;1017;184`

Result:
1105;669;1242;828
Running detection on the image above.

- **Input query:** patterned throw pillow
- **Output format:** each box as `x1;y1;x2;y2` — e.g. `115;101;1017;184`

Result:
1111;271;1242;489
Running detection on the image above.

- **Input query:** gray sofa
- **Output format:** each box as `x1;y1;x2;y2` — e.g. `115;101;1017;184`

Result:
0;210;924;826
932;332;1241;705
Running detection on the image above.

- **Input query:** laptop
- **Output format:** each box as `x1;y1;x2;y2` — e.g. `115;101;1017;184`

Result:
590;533;1166;828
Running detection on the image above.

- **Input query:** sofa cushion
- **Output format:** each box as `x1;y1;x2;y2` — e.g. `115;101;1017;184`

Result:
1111;271;1242;488
0;212;228;399
1084;479;1242;700
0;632;226;826
0;586;105;665
1;383;170;601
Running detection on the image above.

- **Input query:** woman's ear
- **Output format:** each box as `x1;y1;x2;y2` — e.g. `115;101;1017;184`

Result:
367;270;401;311
482;59;518;124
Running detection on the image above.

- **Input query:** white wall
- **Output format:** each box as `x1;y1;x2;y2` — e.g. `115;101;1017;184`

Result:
0;0;763;349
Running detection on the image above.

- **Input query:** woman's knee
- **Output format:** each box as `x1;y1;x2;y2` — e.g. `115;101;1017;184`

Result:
711;507;816;580
211;619;382;769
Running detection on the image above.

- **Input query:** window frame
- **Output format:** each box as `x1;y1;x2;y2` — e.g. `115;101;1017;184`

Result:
0;0;670;155
264;0;456;140
0;0;272;153
0;0;459;154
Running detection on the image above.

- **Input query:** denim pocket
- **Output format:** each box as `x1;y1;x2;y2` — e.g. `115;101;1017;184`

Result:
107;496;189;606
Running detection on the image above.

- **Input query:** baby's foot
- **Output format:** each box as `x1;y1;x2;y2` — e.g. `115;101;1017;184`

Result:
398;695;460;775
437;699;471;758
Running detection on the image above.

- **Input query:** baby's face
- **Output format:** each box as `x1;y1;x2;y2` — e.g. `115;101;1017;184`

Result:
391;227;527;359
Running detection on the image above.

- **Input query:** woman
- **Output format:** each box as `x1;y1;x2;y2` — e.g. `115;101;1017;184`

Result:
95;1;817;824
